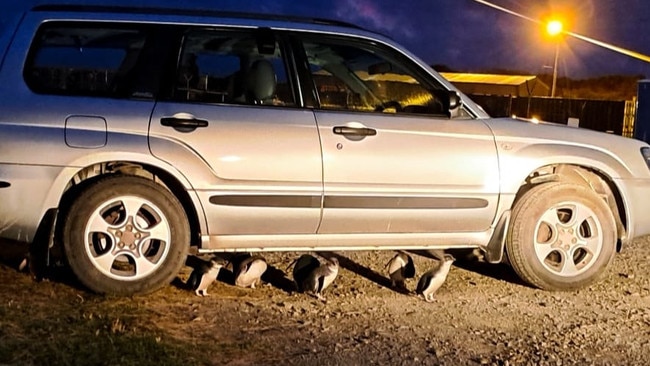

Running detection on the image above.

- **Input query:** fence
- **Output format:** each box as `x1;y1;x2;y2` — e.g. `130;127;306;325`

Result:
468;94;633;137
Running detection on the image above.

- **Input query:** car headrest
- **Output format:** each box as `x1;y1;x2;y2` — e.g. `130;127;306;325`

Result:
245;59;276;103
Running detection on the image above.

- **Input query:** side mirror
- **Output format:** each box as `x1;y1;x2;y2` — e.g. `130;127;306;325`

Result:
446;90;463;112
438;90;463;118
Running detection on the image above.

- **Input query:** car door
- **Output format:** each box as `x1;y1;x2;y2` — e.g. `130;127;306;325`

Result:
149;28;322;237
297;35;500;234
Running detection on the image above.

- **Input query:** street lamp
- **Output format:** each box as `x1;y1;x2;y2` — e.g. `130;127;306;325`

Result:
547;20;563;97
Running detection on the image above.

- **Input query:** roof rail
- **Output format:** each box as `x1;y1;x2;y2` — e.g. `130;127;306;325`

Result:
31;4;364;30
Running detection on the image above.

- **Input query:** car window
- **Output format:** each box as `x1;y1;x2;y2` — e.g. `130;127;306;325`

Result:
174;30;294;106
24;23;148;97
302;37;446;115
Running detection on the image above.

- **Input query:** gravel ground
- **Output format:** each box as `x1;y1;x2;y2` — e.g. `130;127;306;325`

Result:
2;235;650;365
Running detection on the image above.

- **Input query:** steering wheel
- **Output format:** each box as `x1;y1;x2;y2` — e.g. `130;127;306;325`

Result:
375;100;403;113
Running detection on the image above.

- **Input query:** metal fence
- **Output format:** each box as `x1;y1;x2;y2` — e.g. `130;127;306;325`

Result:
468;94;632;136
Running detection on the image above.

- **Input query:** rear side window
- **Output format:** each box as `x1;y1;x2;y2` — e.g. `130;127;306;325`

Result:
173;29;295;106
24;23;147;97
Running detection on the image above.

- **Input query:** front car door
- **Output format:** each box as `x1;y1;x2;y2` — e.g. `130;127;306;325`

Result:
296;35;500;235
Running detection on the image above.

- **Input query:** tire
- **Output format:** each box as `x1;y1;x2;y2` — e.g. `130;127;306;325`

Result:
506;182;616;291
61;175;190;295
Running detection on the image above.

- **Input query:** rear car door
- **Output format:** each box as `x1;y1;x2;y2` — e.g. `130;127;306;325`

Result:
296;35;500;234
149;28;323;237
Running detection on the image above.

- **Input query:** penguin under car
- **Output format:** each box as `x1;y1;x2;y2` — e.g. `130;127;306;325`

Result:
2;4;650;295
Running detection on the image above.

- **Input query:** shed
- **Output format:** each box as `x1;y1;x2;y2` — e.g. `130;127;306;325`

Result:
440;72;550;97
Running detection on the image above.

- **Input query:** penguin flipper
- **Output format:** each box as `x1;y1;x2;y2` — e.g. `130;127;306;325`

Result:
244;261;254;273
415;273;429;295
187;269;200;290
317;274;325;294
384;257;394;270
404;256;416;278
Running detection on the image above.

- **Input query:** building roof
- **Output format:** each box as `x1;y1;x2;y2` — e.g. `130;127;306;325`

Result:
439;72;539;86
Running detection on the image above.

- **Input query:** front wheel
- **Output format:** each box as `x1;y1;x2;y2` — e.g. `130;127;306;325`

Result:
61;175;190;295
506;182;616;291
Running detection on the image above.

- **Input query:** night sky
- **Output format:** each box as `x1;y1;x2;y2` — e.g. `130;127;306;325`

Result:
3;0;650;79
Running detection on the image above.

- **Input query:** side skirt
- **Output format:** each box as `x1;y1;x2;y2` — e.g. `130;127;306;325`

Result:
198;230;494;253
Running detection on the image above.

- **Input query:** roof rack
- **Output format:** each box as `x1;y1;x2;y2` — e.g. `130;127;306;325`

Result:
31;4;364;30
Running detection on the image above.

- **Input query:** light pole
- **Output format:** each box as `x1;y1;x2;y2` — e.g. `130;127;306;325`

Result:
551;42;559;97
547;20;563;97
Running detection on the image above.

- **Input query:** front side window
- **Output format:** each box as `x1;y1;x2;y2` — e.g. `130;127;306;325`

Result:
25;23;147;97
303;38;445;115
174;30;294;106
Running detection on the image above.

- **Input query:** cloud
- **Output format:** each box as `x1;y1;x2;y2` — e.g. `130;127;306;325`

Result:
334;0;414;38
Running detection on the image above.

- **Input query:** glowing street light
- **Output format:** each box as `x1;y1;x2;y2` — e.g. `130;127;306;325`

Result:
547;20;563;98
547;20;562;36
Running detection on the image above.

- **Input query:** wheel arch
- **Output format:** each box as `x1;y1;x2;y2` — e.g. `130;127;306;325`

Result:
53;160;204;252
496;142;634;252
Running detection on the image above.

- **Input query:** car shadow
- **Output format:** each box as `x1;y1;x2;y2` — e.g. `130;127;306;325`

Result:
4;239;532;294
324;249;508;293
319;251;411;295
261;264;297;293
454;260;530;288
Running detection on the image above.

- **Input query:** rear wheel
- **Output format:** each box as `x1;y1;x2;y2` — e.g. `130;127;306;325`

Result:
62;175;189;295
506;182;616;290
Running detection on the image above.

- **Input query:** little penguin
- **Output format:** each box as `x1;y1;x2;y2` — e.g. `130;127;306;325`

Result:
303;256;339;301
416;254;455;302
187;257;224;297
385;252;416;289
234;255;267;288
291;254;321;292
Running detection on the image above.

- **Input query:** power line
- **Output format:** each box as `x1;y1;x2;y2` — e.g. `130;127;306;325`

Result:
472;0;650;64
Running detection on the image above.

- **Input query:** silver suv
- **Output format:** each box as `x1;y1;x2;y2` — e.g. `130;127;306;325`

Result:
2;5;650;295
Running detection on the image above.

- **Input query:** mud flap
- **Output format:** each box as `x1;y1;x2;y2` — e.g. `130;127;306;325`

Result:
21;208;58;280
483;210;510;264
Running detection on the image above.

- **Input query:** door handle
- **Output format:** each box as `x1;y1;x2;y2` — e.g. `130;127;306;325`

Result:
161;113;209;132
161;117;208;129
333;126;377;136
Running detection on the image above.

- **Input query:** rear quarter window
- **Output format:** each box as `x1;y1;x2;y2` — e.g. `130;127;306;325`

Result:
24;23;147;97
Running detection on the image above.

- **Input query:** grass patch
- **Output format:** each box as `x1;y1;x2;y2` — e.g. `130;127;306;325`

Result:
1;332;200;366
0;298;204;366
0;276;257;366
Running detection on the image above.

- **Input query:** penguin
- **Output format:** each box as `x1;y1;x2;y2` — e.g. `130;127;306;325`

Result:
290;254;321;292
385;252;416;289
303;256;339;301
234;255;267;288
416;254;455;302
187;257;224;297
